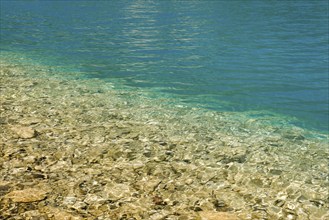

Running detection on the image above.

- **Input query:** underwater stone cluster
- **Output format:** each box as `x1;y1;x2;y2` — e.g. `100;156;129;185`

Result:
0;59;328;219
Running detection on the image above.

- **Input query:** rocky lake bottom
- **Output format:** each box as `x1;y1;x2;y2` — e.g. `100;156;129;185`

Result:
0;57;328;220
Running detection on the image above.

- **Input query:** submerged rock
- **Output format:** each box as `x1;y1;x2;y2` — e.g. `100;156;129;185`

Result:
41;206;83;220
4;188;48;203
10;125;36;139
198;211;240;220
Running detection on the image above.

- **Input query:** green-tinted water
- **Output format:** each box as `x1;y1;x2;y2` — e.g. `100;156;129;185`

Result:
1;0;328;132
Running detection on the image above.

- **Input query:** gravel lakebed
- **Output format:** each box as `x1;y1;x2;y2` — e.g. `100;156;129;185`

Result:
0;57;328;219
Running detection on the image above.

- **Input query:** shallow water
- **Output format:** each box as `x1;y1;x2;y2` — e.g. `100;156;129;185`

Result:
1;53;329;219
1;0;328;132
0;1;329;219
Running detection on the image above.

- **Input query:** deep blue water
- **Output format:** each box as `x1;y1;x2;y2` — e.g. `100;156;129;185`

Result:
1;1;328;132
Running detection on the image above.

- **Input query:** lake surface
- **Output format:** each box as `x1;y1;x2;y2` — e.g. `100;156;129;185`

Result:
1;2;329;218
1;0;328;133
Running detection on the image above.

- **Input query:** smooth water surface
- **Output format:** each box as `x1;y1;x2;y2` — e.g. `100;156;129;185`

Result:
1;1;328;132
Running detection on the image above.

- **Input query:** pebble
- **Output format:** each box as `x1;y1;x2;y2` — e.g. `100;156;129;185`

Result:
63;196;77;205
198;211;240;220
4;188;48;203
10;125;36;138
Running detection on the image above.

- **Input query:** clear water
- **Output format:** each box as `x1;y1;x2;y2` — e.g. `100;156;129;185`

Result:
1;0;328;133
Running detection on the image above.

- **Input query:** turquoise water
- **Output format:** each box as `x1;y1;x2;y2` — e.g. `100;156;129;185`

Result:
1;1;328;133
